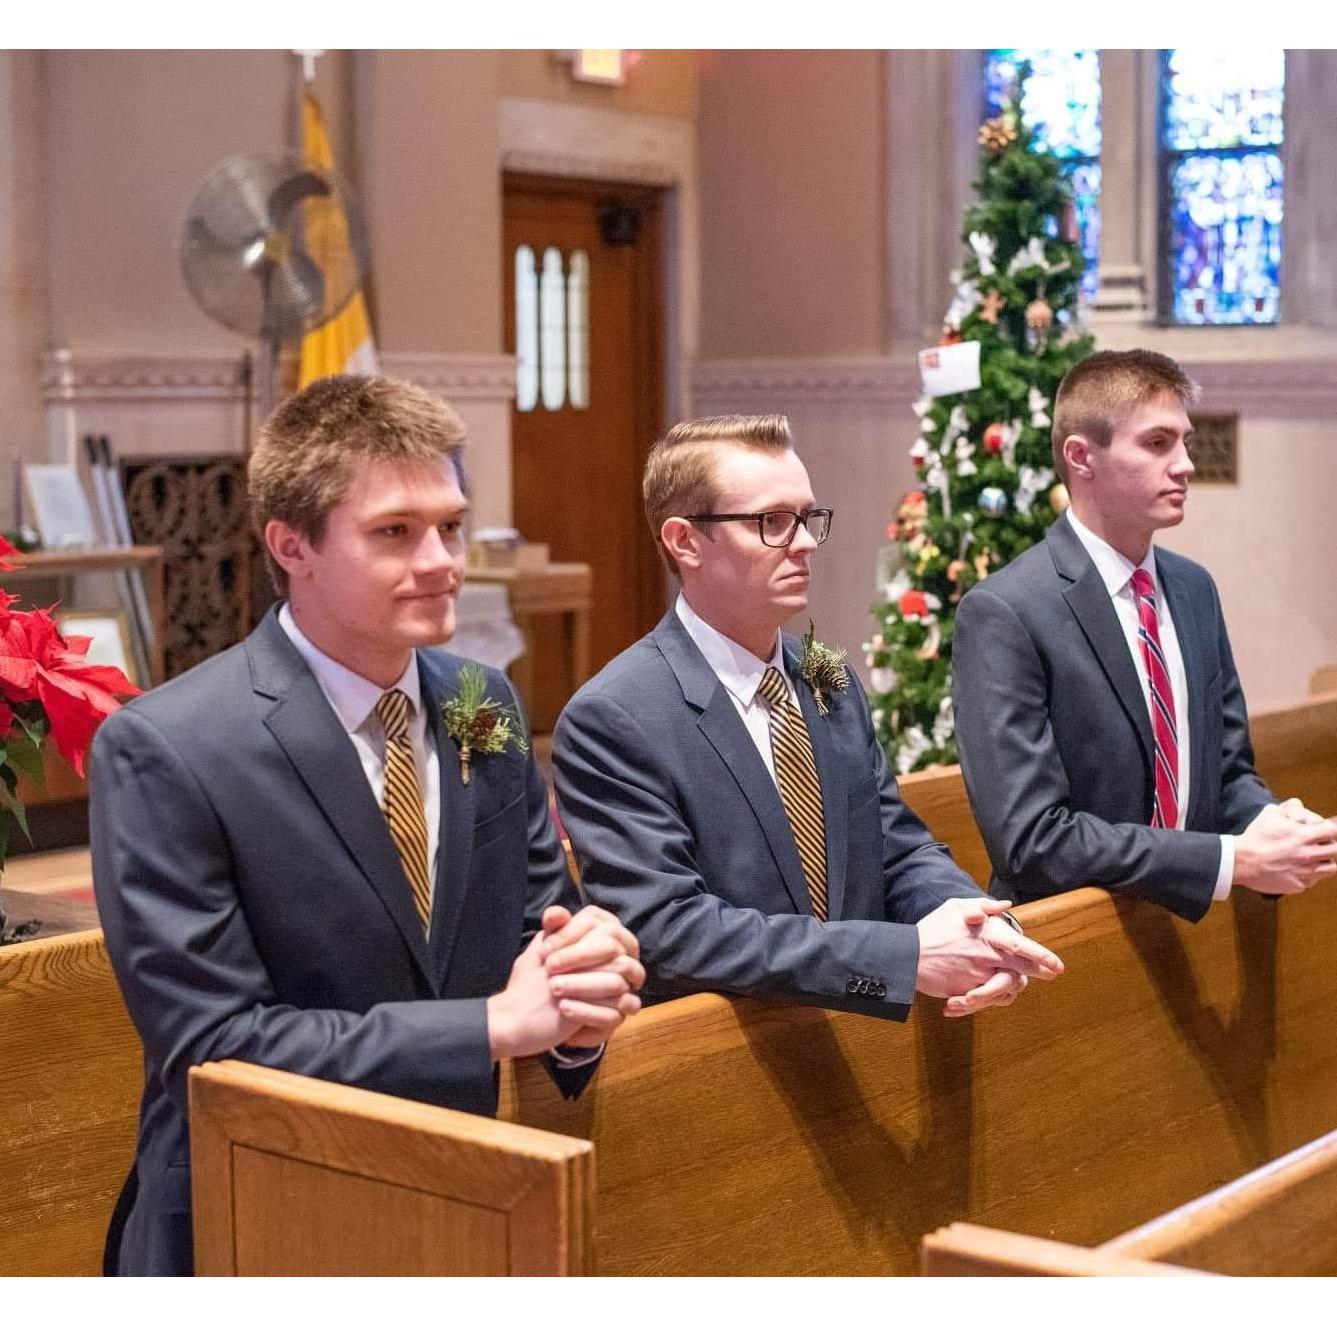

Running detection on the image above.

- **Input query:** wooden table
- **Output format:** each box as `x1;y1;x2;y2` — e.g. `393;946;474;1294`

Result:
467;563;592;730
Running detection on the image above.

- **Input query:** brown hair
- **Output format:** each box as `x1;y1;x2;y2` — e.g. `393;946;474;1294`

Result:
249;375;467;595
642;414;794;574
1051;349;1198;483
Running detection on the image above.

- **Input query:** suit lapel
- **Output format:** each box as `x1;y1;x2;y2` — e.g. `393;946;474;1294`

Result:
1157;554;1211;827
1049;516;1155;780
419;655;478;983
250;612;435;984
786;640;849;921
654;613;812;915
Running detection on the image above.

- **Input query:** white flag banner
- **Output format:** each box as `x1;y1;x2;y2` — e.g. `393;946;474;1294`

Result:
917;341;981;399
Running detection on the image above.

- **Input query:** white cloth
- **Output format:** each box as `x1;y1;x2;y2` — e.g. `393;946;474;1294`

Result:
279;603;441;913
1066;510;1233;899
675;594;798;791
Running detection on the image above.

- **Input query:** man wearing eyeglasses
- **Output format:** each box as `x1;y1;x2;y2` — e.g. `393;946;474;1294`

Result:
551;414;1063;1021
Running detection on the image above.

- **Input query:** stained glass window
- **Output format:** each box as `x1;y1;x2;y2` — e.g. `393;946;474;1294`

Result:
1161;50;1284;325
984;49;1101;303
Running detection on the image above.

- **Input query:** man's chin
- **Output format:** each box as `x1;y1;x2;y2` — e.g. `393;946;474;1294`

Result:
400;608;456;647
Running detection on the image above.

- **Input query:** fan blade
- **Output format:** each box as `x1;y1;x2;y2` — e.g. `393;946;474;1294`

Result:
267;171;331;229
183;214;252;263
257;247;327;336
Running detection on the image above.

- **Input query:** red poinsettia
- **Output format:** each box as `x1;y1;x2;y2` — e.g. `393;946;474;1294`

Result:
0;534;140;798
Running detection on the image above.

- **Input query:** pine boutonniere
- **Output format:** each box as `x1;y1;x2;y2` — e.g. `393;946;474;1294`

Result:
798;622;849;716
441;664;529;786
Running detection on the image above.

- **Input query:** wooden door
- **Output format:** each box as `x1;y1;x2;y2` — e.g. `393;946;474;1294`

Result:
503;174;665;731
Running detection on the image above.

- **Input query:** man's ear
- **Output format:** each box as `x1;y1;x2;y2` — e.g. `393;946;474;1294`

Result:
264;519;314;585
661;516;706;573
1062;434;1097;482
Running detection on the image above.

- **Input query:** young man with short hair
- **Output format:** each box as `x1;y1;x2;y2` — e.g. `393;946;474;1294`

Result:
553;414;1063;1021
952;348;1337;919
92;375;643;1275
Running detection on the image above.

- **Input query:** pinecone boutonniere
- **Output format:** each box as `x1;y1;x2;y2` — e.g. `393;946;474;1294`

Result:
797;622;849;716
441;664;529;785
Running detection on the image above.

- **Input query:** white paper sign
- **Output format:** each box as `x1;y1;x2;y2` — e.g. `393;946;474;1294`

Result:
23;464;99;548
917;340;981;399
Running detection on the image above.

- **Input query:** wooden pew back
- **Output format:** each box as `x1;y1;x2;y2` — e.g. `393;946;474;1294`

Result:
922;1223;1198;1276
1101;1126;1337;1276
0;930;141;1276
499;698;1337;1274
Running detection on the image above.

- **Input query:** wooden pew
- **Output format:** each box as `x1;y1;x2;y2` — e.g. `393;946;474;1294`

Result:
922;1223;1198;1276
2;692;1335;1275
1101;1126;1337;1275
0;930;142;1276
189;1061;594;1275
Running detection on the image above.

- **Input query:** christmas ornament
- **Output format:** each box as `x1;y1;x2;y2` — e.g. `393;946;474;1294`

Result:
1049;482;1071;513
939;326;963;345
947;559;966;582
1060;200;1080;245
978;486;1008;518
896;490;929;538
978;116;1017;155
899;589;929;620
979;291;1006;324
973;549;992;582
968;231;997;277
1015;465;1055;517
931;695;955;749
1007;236;1051;276
1028;386;1051;429
983;423;1006;453
870;664;899;695
1026;297;1054;331
909;437;930;467
955;437;978;477
924;459;952;519
915;621;942;661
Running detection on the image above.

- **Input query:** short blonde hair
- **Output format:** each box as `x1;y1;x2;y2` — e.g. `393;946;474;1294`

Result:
249;375;467;595
642;415;794;574
1052;349;1198;483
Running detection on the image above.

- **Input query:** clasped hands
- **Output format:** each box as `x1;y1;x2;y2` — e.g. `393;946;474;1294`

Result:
916;896;1064;1020
487;904;644;1060
1233;798;1337;895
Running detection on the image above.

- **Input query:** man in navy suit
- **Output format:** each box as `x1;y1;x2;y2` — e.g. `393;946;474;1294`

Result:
952;348;1337;920
92;376;643;1275
553;414;1062;1021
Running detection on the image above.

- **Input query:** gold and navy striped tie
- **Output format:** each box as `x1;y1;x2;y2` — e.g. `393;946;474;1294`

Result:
374;689;433;931
757;666;829;920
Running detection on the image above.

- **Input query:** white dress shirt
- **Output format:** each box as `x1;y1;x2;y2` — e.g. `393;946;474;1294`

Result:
279;603;441;913
1065;510;1233;899
675;593;797;789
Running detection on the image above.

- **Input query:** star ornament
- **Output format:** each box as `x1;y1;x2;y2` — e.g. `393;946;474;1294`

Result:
979;291;1006;325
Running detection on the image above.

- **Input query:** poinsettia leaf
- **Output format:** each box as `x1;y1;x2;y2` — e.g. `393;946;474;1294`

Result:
5;728;45;785
0;779;30;839
18;710;46;749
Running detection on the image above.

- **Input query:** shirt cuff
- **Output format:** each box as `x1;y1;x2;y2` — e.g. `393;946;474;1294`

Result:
549;1042;605;1069
1213;835;1235;901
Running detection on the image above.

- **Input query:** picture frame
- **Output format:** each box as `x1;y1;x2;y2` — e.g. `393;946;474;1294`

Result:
22;463;99;549
56;610;138;687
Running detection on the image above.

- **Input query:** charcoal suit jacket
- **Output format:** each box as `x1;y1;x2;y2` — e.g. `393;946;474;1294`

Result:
553;609;982;1018
952;512;1274;921
91;606;585;1276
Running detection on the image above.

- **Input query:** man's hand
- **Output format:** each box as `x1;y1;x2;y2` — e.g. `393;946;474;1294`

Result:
1235;805;1337;895
486;906;643;1060
916;897;1063;1018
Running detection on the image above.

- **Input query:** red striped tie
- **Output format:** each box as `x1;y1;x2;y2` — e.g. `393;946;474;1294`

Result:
1130;568;1179;829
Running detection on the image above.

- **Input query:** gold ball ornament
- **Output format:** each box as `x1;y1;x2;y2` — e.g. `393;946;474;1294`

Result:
1049;482;1070;513
978;116;1018;155
1025;297;1054;331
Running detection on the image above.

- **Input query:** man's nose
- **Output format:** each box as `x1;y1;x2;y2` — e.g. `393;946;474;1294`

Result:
789;517;819;554
1170;441;1195;481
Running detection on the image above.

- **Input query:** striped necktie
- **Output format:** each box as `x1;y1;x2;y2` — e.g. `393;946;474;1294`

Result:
1130;568;1179;829
374;689;433;930
757;666;829;920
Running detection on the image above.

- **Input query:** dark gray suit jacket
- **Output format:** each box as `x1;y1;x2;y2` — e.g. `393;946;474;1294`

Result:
91;608;584;1276
952;513;1274;921
553;610;981;1018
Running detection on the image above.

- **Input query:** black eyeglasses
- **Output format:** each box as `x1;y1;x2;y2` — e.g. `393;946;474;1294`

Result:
684;508;833;548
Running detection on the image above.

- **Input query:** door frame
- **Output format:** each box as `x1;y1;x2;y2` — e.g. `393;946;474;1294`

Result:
502;170;669;641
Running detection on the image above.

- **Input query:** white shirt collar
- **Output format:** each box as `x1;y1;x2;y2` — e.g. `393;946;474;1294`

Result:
674;593;788;708
278;602;422;735
1065;507;1158;599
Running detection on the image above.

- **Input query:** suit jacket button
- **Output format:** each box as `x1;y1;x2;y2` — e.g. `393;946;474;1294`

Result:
846;978;859;994
875;984;887;999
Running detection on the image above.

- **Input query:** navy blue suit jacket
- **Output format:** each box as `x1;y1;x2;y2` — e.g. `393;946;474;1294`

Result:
952;513;1274;921
91;607;584;1276
553;610;981;1018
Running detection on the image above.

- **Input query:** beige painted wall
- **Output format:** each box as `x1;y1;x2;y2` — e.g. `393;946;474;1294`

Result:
44;50;294;356
500;50;698;121
697;51;885;358
0;51;49;510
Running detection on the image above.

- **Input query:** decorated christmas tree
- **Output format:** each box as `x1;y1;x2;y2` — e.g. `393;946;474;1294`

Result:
868;77;1095;774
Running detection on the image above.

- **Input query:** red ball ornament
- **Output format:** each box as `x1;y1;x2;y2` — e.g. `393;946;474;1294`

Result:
983;423;1006;453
